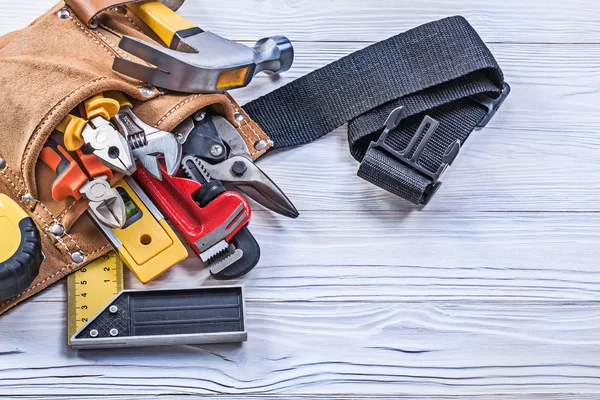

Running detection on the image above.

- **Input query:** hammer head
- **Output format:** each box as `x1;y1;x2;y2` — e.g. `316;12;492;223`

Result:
113;31;294;93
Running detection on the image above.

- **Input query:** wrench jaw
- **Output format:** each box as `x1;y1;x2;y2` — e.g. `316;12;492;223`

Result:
194;208;260;280
82;117;137;176
130;132;183;180
112;107;183;181
209;226;261;280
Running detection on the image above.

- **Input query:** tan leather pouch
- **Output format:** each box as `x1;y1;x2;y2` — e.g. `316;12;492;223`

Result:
0;1;272;314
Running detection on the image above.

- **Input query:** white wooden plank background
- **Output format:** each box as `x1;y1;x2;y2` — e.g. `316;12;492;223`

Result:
1;0;600;398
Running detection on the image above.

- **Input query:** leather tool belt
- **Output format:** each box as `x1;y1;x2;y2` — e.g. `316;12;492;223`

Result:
0;2;508;315
0;0;272;314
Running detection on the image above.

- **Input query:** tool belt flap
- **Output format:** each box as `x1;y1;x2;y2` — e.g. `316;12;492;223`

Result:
0;1;271;314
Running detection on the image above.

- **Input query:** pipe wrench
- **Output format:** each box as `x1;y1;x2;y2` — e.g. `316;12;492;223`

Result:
57;96;136;176
109;92;182;181
40;139;126;229
175;111;299;219
134;164;260;280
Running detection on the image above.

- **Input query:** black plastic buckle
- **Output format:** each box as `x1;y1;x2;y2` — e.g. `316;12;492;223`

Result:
369;106;461;205
473;82;511;128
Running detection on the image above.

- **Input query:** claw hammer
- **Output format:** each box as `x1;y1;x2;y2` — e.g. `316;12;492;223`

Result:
113;0;294;93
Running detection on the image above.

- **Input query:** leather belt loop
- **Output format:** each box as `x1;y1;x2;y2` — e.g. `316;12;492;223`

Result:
64;0;185;27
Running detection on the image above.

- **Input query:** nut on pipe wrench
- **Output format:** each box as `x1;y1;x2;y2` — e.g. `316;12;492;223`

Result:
133;164;260;280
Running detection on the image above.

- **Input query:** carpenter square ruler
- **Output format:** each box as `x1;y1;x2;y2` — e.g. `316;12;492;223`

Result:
67;252;124;345
69;286;247;349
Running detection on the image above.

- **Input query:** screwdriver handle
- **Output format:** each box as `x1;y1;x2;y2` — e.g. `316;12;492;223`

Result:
56;114;88;151
40;140;87;201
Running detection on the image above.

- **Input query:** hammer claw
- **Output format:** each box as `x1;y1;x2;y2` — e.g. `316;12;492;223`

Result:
118;36;181;71
113;58;172;88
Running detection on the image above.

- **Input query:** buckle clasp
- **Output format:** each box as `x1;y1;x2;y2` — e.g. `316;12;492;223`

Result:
368;106;461;204
473;82;511;128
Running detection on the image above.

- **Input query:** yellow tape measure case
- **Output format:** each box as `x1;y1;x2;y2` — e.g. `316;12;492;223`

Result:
0;194;42;301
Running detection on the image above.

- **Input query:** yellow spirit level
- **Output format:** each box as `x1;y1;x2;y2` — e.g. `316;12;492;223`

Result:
89;176;188;283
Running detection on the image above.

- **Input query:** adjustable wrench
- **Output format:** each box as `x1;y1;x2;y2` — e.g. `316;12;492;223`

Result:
134;164;260;280
110;93;182;180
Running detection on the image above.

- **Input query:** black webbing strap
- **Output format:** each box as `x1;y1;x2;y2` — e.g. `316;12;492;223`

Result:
243;16;509;205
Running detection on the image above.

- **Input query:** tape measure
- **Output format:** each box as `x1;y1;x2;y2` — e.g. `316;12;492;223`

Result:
0;194;42;301
67;252;124;342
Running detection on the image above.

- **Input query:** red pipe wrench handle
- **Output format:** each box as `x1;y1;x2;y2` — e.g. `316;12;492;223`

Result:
133;165;251;257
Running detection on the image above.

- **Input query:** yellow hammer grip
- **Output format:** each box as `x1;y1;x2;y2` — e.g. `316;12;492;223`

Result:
127;1;196;48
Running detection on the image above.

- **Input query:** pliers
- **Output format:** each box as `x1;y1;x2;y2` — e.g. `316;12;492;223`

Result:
176;110;299;219
57;94;137;176
40;139;126;229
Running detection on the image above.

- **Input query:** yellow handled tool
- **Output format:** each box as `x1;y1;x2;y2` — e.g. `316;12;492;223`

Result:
57;94;121;151
126;1;199;53
113;1;294;93
89;177;188;284
0;194;42;300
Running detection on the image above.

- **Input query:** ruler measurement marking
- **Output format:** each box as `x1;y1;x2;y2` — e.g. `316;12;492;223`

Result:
67;253;124;344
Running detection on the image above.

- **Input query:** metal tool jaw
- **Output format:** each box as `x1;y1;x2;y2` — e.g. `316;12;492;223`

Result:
81;116;137;176
112;107;182;180
178;112;299;219
112;32;294;93
79;176;126;229
133;164;260;279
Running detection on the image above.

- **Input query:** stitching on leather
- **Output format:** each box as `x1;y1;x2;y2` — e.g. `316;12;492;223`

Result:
36;201;82;253
69;16;116;58
54;235;75;257
95;28;131;60
64;232;83;254
59;200;78;219
21;77;108;180
31;208;51;228
36;202;59;224
155;94;202;127
230;103;261;157
0;169;23;196
5;164;25;187
0;243;112;310
122;11;144;33
0;159;80;256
